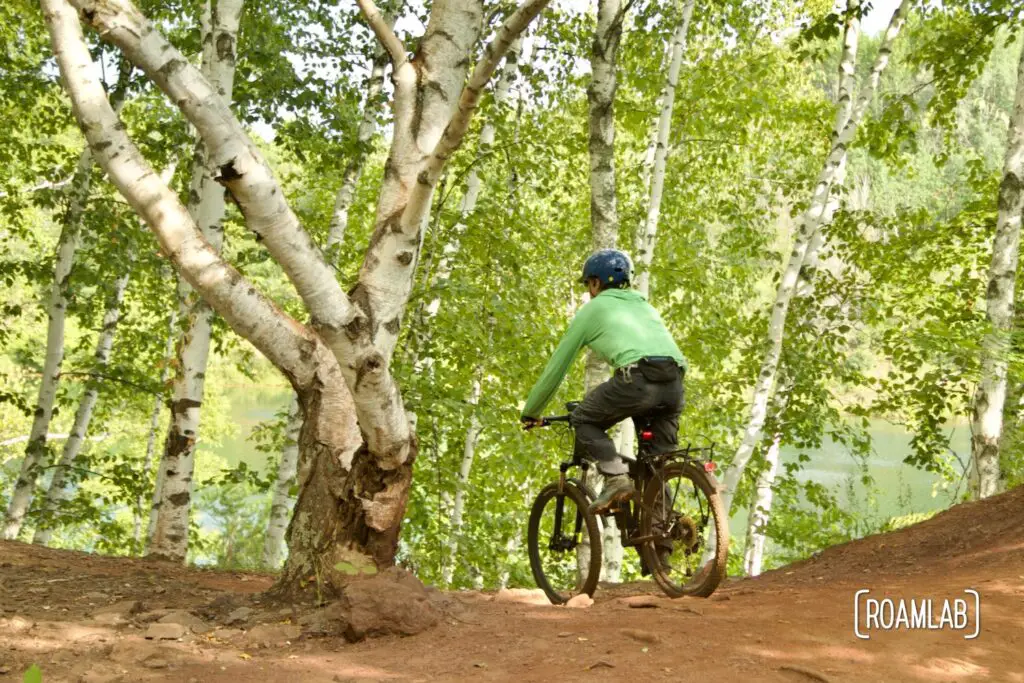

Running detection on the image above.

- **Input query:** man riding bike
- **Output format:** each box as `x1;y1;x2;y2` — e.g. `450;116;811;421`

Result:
520;249;687;567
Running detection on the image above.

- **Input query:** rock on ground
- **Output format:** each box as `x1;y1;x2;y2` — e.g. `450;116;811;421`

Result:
341;569;439;642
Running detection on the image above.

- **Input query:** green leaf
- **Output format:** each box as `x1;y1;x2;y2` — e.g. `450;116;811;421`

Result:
23;664;42;683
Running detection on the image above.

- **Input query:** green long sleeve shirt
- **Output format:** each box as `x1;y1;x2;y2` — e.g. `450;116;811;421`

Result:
521;288;687;418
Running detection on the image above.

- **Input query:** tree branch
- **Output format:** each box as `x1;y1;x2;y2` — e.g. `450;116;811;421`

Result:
67;0;356;339
40;0;320;391
412;0;550;202
356;0;407;68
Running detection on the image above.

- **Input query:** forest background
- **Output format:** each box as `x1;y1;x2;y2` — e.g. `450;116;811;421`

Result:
2;0;1022;590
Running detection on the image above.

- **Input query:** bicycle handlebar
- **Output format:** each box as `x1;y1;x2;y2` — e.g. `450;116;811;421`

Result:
521;414;571;429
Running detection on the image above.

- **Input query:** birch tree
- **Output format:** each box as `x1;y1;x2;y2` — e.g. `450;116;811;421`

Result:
2;148;93;540
42;0;548;597
741;380;792;576
325;11;396;256
634;0;694;296
147;0;243;562
262;395;301;568
136;306;176;548
580;0;626;583
33;266;132;545
719;0;911;517
969;38;1024;499
432;39;523;587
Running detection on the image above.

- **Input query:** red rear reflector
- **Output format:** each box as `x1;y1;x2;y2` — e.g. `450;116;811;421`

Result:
641;431;654;441
704;462;716;473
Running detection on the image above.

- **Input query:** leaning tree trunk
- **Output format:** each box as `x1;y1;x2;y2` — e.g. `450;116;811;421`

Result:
262;394;302;568
634;0;694;296
148;0;243;562
719;0;910;518
742;431;780;576
970;39;1024;500
33;266;131;545
2;147;93;541
579;0;626;583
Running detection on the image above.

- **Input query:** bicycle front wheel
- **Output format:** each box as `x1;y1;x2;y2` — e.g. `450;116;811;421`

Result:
639;462;728;598
527;481;601;605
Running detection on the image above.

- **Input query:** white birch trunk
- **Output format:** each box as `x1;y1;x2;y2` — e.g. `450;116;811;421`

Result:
262;394;301;568
66;0;546;471
498;530;521;589
51;0;548;585
325;15;394;256
742;431;780;576
412;41;522;585
607;4;695;576
579;0;626;583
634;0;694;296
718;0;910;518
970;40;1024;500
441;376;483;586
2;147;92;541
138;307;177;550
149;0;243;562
33;266;131;546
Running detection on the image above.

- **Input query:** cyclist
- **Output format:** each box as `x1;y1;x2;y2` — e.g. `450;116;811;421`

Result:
520;249;687;563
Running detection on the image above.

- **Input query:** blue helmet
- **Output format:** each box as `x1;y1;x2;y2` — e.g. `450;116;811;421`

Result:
579;249;633;287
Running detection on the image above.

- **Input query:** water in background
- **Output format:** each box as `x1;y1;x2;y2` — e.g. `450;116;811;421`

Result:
210;389;968;556
729;418;969;550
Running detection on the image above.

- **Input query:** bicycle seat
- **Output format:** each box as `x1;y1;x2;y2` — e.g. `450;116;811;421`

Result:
565;401;581;413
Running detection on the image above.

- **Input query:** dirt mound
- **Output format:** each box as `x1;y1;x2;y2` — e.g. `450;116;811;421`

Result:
749;486;1024;588
1;489;1022;681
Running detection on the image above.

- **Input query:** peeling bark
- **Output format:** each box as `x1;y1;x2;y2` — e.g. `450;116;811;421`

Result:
46;0;548;588
970;39;1024;500
277;349;388;598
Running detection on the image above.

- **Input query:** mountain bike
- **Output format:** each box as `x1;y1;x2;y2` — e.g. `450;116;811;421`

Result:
525;401;728;604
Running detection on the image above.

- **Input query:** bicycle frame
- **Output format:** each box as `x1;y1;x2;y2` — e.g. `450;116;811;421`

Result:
535;410;715;554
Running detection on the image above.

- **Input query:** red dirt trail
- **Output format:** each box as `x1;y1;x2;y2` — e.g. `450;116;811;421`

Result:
2;487;1023;682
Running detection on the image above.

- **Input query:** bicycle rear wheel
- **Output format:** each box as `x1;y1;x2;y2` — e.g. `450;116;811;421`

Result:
527;481;601;605
639;462;728;598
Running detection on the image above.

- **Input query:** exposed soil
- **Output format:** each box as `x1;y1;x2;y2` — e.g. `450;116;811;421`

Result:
2;487;1023;682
